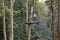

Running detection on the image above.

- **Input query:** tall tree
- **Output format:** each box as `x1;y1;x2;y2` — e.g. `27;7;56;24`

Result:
25;0;29;40
28;0;35;40
57;0;60;40
2;0;7;40
46;0;58;40
8;0;15;40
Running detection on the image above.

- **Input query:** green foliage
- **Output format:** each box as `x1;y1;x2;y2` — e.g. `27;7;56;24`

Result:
14;10;21;14
0;0;52;40
0;5;2;16
34;1;48;21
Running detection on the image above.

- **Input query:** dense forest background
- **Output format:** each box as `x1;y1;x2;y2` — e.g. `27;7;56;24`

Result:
0;0;60;40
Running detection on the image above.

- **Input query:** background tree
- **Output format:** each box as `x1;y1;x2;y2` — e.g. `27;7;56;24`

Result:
2;0;7;40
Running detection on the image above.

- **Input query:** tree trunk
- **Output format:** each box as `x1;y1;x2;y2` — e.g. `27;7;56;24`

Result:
57;0;60;40
28;5;34;40
26;0;29;40
8;0;14;40
2;0;7;40
28;0;35;40
46;0;59;40
46;0;54;40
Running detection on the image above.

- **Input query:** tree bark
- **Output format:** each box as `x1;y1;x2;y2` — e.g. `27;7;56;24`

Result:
2;0;7;40
57;0;60;40
28;0;35;40
26;0;29;40
47;0;59;40
8;0;15;40
45;0;54;40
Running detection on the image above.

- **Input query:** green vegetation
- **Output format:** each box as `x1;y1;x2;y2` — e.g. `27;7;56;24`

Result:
1;0;58;40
